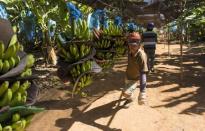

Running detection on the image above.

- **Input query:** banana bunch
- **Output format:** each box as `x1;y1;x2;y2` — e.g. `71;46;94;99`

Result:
75;19;92;40
77;74;92;89
0;81;31;108
19;54;35;78
96;52;113;60
0;34;22;75
95;39;111;49
26;54;35;69
20;68;32;78
103;24;123;36
98;61;114;69
0;113;34;131
115;47;126;56
70;60;92;78
114;39;125;47
59;44;91;63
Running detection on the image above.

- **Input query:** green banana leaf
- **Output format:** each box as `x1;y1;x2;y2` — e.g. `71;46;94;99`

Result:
0;106;44;123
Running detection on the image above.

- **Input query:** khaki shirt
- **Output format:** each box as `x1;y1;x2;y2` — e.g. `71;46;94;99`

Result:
126;48;148;80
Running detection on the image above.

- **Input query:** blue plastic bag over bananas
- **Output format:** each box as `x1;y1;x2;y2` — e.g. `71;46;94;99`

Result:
0;2;8;20
114;16;122;27
48;19;56;38
18;10;37;44
88;9;108;30
127;23;137;32
66;2;82;22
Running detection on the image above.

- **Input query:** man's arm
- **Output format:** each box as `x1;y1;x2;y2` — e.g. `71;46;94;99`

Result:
155;33;158;43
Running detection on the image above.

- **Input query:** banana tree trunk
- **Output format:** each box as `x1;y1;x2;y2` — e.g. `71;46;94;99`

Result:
42;29;57;66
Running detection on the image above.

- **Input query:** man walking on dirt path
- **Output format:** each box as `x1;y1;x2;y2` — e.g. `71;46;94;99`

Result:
142;22;157;72
122;32;148;107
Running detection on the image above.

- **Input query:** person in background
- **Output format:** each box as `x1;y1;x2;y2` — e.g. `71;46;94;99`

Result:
142;22;157;72
122;32;148;107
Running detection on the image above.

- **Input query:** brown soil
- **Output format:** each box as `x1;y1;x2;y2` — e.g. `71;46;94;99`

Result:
27;43;205;131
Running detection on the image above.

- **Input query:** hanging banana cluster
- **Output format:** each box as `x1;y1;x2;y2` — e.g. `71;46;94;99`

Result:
95;39;111;49
58;43;91;63
103;24;123;36
58;19;94;95
98;60;114;69
70;60;92;78
76;74;92;90
0;106;44;131
94;37;115;69
0;32;40;130
0;113;32;131
75;19;92;40
114;38;127;56
115;47;126;56
0;35;21;74
0;81;31;108
114;39;125;47
0;34;35;77
95;52;113;60
20;54;35;78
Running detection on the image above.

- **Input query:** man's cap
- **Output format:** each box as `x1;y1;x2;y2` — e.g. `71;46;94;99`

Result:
127;32;141;45
147;22;154;30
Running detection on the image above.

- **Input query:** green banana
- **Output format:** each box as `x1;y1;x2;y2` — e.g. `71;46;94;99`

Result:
0;89;12;107
69;45;74;57
85;75;92;86
60;47;72;62
12;120;23;131
2;60;10;74
76;65;81;74
89;61;92;70
18;81;31;94
12;26;17;33
15;42;21;53
20;68;32;78
84;61;89;71
26;54;35;68
21;119;27;129
8;57;16;68
84;47;89;56
22;91;27;97
71;67;77;78
10;81;20;94
9;34;18;47
81;63;86;73
19;44;24;52
87;61;92;70
12;113;21;123
78;82;82;88
2;126;12;131
21;95;27;104
80;44;85;58
3;45;16;60
77;70;81;76
25;115;34;127
14;56;20;66
73;44;79;60
0;41;5;59
0;60;3;72
10;92;22;107
0;81;9;97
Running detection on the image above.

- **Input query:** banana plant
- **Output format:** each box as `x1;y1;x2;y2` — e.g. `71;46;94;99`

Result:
1;0;69;65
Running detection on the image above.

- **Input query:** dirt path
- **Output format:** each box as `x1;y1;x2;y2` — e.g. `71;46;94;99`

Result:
27;43;205;131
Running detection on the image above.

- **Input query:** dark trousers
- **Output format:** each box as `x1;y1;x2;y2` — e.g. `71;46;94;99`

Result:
144;49;155;70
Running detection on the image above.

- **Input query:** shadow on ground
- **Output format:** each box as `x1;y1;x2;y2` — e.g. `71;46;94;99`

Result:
149;44;205;115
